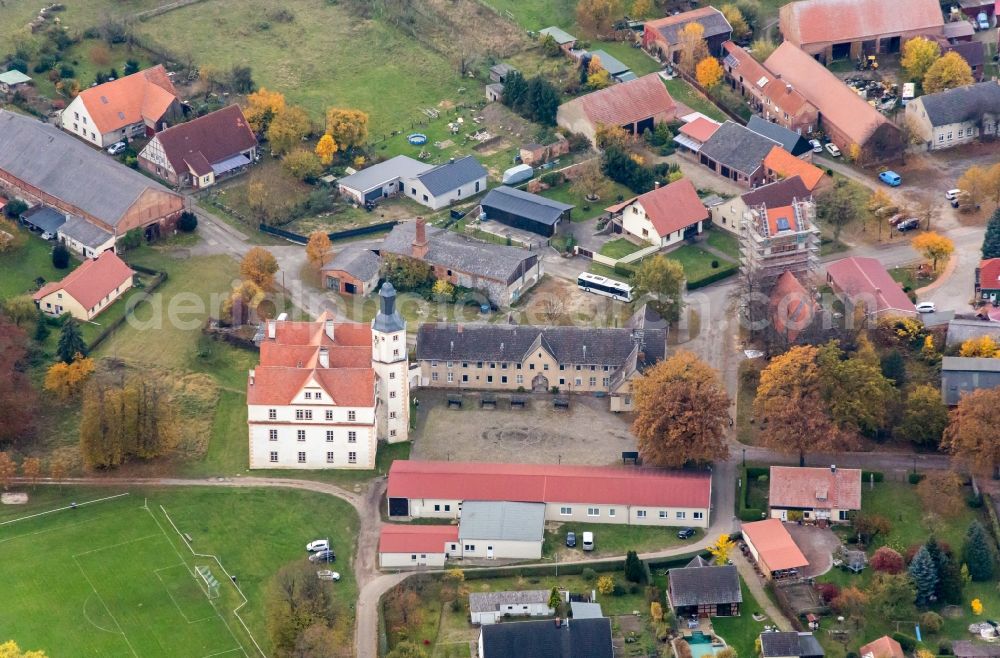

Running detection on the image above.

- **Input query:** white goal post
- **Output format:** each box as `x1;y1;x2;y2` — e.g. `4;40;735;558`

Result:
195;565;221;600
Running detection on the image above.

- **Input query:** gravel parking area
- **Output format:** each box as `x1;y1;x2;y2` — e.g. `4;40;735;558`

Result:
410;388;637;465
785;524;842;577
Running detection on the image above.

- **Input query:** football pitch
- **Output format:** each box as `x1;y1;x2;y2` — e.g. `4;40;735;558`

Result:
0;494;251;657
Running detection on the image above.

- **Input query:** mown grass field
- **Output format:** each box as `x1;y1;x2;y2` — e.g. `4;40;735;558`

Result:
136;0;476;133
0;0;163;44
0;226;77;302
543;521;701;559
0;487;360;657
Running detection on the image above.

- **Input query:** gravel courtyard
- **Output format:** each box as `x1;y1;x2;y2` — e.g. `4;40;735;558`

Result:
410;389;637;466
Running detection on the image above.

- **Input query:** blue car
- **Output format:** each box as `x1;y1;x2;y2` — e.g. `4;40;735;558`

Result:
879;171;902;186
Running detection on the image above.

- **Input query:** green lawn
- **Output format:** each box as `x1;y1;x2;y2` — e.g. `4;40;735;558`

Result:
0;486;359;657
539;179;633;222
543;522;701;559
712;579;771;658
704;228;740;260
889;264;938;294
137;0;475;133
0;0;163;43
0;227;77;301
860;481;976;552
663;78;728;123
484;0;577;28
599;238;644;259
669;243;737;287
29;39;155;101
594;41;663;77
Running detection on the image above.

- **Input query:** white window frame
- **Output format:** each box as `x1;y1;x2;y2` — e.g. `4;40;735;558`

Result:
559;507;572;516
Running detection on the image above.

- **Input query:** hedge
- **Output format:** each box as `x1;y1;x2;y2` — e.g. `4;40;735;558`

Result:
861;470;884;483
686;264;738;290
892;633;916;652
739;466;766;522
461;550;707;582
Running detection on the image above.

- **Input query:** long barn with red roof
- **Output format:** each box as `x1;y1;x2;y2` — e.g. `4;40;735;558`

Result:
386;460;712;528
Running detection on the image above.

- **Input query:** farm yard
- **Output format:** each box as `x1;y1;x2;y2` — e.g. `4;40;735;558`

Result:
0;487;360;658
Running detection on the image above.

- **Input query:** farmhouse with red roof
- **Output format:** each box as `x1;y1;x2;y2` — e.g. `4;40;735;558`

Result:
33;250;134;321
378;524;459;569
826;256;917;319
768;465;862;524
976;258;1000;305
386;460;712;528
247;284;410;470
556;73;680;145
609;178;708;248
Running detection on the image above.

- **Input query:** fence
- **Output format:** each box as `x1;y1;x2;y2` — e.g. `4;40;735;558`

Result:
258;220;399;244
575;242;658;269
88;268;168;351
135;0;209;21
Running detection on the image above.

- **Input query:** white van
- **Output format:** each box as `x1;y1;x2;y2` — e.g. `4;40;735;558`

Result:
582;532;594;551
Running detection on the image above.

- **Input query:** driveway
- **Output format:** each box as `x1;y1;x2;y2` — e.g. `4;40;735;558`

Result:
785;524;842;578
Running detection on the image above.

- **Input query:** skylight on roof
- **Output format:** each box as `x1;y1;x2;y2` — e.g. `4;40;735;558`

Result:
776;217;791;231
756;76;769;87
117;111;125;120
100;95;109;104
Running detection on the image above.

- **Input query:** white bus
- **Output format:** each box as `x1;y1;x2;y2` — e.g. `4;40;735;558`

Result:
577;272;633;302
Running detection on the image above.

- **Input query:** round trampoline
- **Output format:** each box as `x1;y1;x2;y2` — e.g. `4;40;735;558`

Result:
407;133;428;145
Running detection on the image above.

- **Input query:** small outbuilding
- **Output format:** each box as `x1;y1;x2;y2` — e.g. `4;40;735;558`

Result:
741;519;809;579
19;205;66;239
860;635;905;658
469;590;554;625
457;501;545;560
668;557;742;618
480;186;573;237
941;356;1000;406
58;215;115;259
378;524;459;569
321;246;381;296
760;632;825;658
0;70;32;94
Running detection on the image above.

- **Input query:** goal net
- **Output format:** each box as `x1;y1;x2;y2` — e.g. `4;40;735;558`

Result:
195;565;221;600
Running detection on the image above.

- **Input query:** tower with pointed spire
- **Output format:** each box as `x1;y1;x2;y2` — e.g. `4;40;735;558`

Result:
371;282;409;442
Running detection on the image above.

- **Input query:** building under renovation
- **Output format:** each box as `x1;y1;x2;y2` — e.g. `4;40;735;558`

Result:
739;197;819;290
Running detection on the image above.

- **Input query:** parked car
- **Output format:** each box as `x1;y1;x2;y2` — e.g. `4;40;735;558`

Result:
677;527;696;539
582;532;594;551
945;188;963;201
809;139;823;153
824;143;841;157
916;302;936;313
887;214;906;226
316;570;340;581
977;12;990;29
897;218;920;231
879;170;902;186
309;549;336;563
107;141;127;156
565;531;577;548
306;539;329;552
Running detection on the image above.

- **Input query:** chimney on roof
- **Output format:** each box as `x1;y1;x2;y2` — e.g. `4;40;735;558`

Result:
267;319;276;340
654;181;661;189
775;73;781;79
325;318;335;342
412;217;429;260
319;347;330;369
449;157;455;164
786;83;792;92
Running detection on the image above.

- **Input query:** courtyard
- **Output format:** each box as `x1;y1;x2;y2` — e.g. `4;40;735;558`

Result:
409;388;637;465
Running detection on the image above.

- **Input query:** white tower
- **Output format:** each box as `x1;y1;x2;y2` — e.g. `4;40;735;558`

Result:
372;282;409;443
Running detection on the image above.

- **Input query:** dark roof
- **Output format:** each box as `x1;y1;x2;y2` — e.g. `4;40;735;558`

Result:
747;117;812;156
381;221;537;283
322;246;381;281
481;186;573;227
944;41;986;69
941;356;1000;406
741;176;812;209
700;121;779;176
416;322;666;367
337;155;433;194
149;105;257;177
20;205;66;233
761;633;825;658
918;82;1000;127
480;618;613;658
669;564;742;607
57;215;113;249
954;642;1000;658
374;282;406;333
588;50;632;77
416;156;488;197
647;7;733;45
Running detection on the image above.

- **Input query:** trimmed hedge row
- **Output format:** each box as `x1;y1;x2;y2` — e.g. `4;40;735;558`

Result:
461;550;707;582
687;264;738;290
740;466;765;522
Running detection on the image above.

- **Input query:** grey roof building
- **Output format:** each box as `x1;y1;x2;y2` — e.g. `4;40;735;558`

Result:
588;50;633;80
480;186;573;237
941;356;1000;406
668;563;742;616
380;219;541;306
58;215;113;251
915;82;1000;127
416;323;665;367
458;501;545;542
373;282;406;334
326;246;381;281
741;176;812;209
336;155;434;203
469;589;550;614
699;121;779;185
945;319;1000;347
570;602;604;619
0;109;184;235
415;156;488;198
19;205;66;235
747;116;813;157
953;641;1000;658
760;632;825;658
539;26;577;45
480;617;613;658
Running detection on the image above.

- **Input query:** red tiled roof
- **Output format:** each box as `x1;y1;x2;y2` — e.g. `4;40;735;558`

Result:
567;73;678;128
76;65;178;134
764;42;895;147
387;460;712;508
826;256;917;316
763;146;825;191
980;258;1000;288
722;42;815;119
33;250;133;311
741;519;809;572
769;271;817;342
152;105;257;177
769;466;862;511
632;178;708;238
780;0;944;48
248;312;376;407
379;524;459;554
860;636;905;658
679;117;721;143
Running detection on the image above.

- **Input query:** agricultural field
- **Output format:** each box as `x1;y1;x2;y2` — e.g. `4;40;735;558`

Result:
135;0;478;133
0;486;360;657
0;0;163;44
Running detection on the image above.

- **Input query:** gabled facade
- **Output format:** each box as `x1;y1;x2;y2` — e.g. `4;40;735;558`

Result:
557;73;679;144
722;42;819;135
643;7;734;60
768;466;861;523
740;197;819;290
404;156;487;210
612;178;708;247
32;250;134;321
905;81;1000;150
247;285;408;470
976;258;1000;304
60;65;182;148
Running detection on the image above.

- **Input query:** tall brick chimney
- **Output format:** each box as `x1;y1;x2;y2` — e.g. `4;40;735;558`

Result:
412;217;429;260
